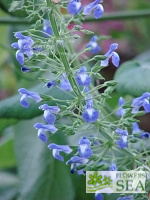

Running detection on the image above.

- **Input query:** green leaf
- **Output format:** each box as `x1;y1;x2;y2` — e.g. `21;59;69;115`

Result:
81;29;94;34
114;60;150;96
0;172;18;188
9;1;24;12
0;136;17;168
0;119;18;133
93;73;105;80
13;118;75;200
0;172;18;200
0;84;73;120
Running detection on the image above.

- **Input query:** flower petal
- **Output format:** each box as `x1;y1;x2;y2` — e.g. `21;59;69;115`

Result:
38;128;47;143
16;50;24;65
94;4;104;19
112;52;120;67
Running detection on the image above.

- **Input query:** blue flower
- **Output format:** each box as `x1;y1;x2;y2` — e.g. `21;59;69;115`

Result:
34;123;58;142
117;97;125;117
67;0;82;15
11;32;34;65
66;155;89;165
37;128;48;143
39;104;60;124
46;81;56;88
78;137;92;158
76;67;91;86
109;163;117;171
82;100;99;123
83;0;104;19
101;43;120;67
117;195;134;200
43;19;53;37
139;132;150;139
48;143;72;161
60;73;73;91
131;92;150;114
132;122;141;134
18;88;42;108
115;128;128;149
95;193;104;200
86;35;101;54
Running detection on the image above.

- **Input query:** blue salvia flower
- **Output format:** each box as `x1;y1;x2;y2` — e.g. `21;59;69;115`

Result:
76;67;91;86
66;155;88;165
117;97;125;117
109;163;117;171
67;0;82;15
18;88;42;108
39;104;60;125
115;128;128;149
82;100;99;123
43;19;53;37
34;123;58;143
131;92;150;114
48;143;72;161
83;0;104;19
117;195;134;200
95;193;104;200
11;32;34;65
132;122;141;134
46;81;57;88
60;73;73;91
139;132;150;139
101;43;120;67
86;35;101;54
78;137;93;158
132;123;150;139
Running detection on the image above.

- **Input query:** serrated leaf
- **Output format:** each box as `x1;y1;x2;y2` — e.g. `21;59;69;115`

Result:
114;60;150;96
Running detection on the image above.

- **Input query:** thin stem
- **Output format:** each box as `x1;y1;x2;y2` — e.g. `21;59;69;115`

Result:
1;9;150;25
46;0;83;98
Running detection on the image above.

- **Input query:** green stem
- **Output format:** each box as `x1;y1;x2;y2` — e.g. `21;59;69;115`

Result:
83;9;150;23
46;0;83;98
1;9;150;25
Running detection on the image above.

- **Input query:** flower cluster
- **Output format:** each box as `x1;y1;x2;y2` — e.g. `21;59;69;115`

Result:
11;1;150;200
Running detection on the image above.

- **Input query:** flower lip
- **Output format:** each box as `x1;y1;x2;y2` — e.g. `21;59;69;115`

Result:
67;0;82;15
